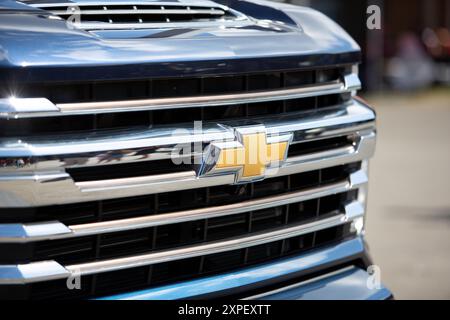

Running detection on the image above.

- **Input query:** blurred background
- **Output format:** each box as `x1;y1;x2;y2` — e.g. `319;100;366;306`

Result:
273;0;450;299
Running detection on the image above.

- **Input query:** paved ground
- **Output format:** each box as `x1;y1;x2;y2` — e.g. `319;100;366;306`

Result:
363;89;450;299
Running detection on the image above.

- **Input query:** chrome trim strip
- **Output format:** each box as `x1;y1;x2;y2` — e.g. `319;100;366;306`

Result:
265;103;370;141
0;75;359;119
51;9;226;15
56;80;344;113
0;261;70;285
64;207;362;276
72;181;353;236
30;2;230;9
97;238;365;300
344;73;362;93
0;123;233;158
0;221;72;243
271;130;375;177
0;98;58;118
69;19;251;31
76;170;201;192
0;172;367;242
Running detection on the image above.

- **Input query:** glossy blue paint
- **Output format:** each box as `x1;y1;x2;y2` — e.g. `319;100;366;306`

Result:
97;237;365;300
0;0;360;83
215;0;298;26
0;0;39;12
257;267;392;300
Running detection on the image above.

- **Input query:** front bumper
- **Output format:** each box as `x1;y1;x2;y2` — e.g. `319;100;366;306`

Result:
98;237;392;300
248;267;391;300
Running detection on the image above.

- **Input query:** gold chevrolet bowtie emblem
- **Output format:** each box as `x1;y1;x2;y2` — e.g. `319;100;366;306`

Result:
199;125;292;183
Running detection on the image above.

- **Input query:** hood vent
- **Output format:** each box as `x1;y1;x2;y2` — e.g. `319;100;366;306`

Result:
27;1;249;30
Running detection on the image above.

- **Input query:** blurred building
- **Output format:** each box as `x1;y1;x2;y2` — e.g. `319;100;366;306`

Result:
276;0;450;91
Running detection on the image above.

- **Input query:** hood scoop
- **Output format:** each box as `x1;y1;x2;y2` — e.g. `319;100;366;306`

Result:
22;1;250;30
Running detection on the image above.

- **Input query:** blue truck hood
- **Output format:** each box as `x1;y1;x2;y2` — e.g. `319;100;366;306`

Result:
0;0;360;82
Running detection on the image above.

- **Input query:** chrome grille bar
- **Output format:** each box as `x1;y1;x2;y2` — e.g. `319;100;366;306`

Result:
56;79;348;113
0;168;367;243
50;9;226;16
0;202;364;284
29;1;230;9
68;19;250;31
0;74;360;119
65;209;358;276
0;261;70;285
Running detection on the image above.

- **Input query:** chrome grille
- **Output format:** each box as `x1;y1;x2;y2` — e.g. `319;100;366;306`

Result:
24;1;248;30
18;224;351;300
0;67;348;120
0;65;375;299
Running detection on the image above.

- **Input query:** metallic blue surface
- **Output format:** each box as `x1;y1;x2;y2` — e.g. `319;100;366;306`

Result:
0;0;39;12
0;0;360;83
215;0;298;26
257;267;392;300
98;237;365;300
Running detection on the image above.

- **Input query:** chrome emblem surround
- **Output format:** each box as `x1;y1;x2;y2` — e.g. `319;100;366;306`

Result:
197;124;292;184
